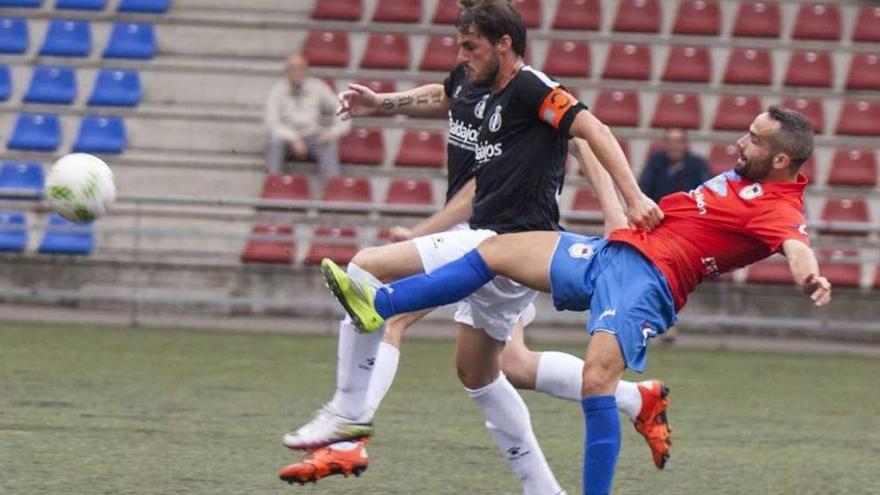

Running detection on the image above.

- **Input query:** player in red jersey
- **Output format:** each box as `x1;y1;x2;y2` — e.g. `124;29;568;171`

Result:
319;106;831;494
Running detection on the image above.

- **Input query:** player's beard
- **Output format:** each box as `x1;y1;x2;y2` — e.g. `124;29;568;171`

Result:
470;52;501;88
734;153;774;181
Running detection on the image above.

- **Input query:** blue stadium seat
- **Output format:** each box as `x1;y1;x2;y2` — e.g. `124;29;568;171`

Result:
118;0;170;13
56;0;107;10
0;161;44;199
24;65;77;104
73;115;126;154
87;68;141;107
39;19;91;57
0;0;42;7
0;212;27;253
7;113;61;152
0;17;29;54
103;22;155;59
0;65;10;101
38;214;94;255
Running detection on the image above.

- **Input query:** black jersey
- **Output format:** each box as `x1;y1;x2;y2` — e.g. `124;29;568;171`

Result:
468;66;586;233
443;65;491;202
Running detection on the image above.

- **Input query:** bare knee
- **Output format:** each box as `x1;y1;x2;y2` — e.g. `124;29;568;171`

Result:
581;357;623;397
476;236;505;271
500;343;538;390
350;247;383;276
456;359;499;390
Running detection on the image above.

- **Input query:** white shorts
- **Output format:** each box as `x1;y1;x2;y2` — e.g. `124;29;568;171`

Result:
412;225;537;342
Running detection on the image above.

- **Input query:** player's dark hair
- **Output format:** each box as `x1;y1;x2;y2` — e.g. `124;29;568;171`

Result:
766;105;814;170
456;0;527;57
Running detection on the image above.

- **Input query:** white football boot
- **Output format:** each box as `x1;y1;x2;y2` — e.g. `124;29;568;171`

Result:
283;405;373;450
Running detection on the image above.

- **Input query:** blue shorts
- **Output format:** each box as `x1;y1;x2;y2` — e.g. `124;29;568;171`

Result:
549;233;677;373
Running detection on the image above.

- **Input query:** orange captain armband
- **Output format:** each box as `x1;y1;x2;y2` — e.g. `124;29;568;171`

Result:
538;87;579;129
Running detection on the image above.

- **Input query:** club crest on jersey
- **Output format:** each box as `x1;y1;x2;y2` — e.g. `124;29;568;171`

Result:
474;95;489;119
568;243;594;259
738;183;763;200
488;105;503;132
702;174;729;196
453;85;462;98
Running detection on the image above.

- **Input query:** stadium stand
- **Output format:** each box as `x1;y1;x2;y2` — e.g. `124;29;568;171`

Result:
672;0;720;36
593;90;640;127
651;92;701;129
846;53;880;91
385;178;434;207
723;48;772;85
339;128;384;166
24;65;77;105
0;0;42;7
87;69;142;107
259;173;311;204
0;65;10;101
303;31;350;67
7;113;61;152
708;143;738;175
820;198;871;237
431;0;458;24
38;214;94;255
372;0;421;23
732;2;780;38
853;5;880;42
103;22;156;59
311;0;362;21
602;43;651;80
662;45;711;83
73;116;127;154
304;225;358;265
395;130;445;168
551;0;600;31
0;17;28;54
612;0;661;33
784;51;833;88
779;97;824;133
514;0;541;28
419;35;458;72
543;40;591;78
40;19;91;57
792;3;841;41
827;150;877;187
836;100;880;136
360;33;410;70
0;161;43;199
322;176;372;205
712;95;762;131
56;0;107;10
0;211;27;253
241;223;296;264
117;0;171;14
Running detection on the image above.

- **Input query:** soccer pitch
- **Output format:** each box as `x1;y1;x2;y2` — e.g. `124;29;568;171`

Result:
1;324;878;495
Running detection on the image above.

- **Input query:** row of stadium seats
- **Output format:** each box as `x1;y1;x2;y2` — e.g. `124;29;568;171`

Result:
0;0;169;13
0;211;93;254
6;112;126;153
312;0;880;43
0;65;141;106
0;18;156;59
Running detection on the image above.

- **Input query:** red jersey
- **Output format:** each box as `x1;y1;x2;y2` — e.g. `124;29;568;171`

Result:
610;170;810;310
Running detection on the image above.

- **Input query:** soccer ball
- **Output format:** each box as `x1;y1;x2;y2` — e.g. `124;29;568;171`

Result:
45;153;117;223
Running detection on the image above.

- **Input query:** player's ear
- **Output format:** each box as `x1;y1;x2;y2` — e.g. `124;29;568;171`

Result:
497;34;512;53
772;152;791;171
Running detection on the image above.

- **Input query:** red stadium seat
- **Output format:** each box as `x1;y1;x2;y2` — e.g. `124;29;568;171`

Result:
836;100;880;136
355;79;397;94
305;225;359;265
571;186;601;212
552;0;600;31
373;0;421;23
712;95;762;131
339;128;385;166
432;0;459;24
543;40;591;78
311;0;363;21
602;43;651;80
385;178;434;206
260;174;311;202
853;5;880;42
732;2;781;38
395;130;446;168
662;45;711;83
593;90;640;127
241;223;295;265
360;33;410;69
613;0;661;33
780;98;824;134
820;197;870;237
708;143;739;175
651;92;701;130
322;176;372;204
784;51;833;88
672;0;720;36
420;35;459;72
818;248;862;288
792;3;841;40
846;53;880;90
827;149;878;187
746;254;793;284
723;48;772;85
303;31;350;67
514;0;542;28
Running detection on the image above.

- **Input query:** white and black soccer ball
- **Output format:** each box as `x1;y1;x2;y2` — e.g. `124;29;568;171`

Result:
45;153;117;223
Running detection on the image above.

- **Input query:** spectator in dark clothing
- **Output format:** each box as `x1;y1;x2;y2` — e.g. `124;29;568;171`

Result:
638;128;711;202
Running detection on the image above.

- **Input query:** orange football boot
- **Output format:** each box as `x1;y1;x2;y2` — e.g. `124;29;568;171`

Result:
279;439;369;485
633;380;672;470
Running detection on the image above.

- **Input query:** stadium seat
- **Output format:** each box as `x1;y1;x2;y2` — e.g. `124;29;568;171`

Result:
118;0;171;13
746;254;792;284
708;143;738;175
712;95;761;131
73;115;126;154
846;53;880;90
385;178;434;207
602;43;651;80
0;0;41;6
7;113;61;152
612;0;660;33
827;149;877;187
24;65;77;105
0;65;10;101
431;0;459;24
792;3;840;40
354;79;396;95
672;0;720;35
571;186;601;213
820;198;870;237
260;173;311;204
241;223;295;265
40;19;91;57
836;100;880;136
304;225;358;265
303;31;349;67
818;249;862;288
551;0;600;31
419;35;458;72
799;156;816;181
38;214;93;255
0;212;27;253
56;0;106;10
651;93;701;129
322;176;372;205
88;68;141;107
311;0;362;20
514;0;541;28
732;2;780;38
593;90;640;127
373;0;421;23
723;48;772;85
853;5;880;42
543;40;590;78
0;161;43;199
0;17;28;54
662;45;711;83
784;51;832;88
360;33;410;70
779;98;824;133
340;128;384;166
395;130;445;168
103;22;155;59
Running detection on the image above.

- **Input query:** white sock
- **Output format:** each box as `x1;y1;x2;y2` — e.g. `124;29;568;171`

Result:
366;342;400;414
467;374;563;495
334;319;355;393
328;318;385;420
615;380;642;422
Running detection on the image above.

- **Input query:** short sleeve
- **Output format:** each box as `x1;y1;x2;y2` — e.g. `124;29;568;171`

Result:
516;68;586;134
746;204;811;253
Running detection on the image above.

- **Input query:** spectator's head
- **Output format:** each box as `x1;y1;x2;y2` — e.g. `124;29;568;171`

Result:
735;106;814;181
662;128;688;162
455;0;526;87
286;53;309;89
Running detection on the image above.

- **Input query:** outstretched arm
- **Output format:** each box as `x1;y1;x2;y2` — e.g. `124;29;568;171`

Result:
389;179;476;241
337;83;450;120
568;138;628;235
782;239;832;306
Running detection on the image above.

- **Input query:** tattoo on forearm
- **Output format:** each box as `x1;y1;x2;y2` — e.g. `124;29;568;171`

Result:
397;96;413;107
384;89;445;111
381;98;394;111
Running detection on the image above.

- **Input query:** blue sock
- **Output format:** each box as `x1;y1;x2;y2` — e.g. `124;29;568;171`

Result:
374;249;494;319
582;395;621;495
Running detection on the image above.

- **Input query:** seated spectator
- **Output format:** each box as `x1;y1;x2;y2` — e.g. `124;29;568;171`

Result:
264;53;350;184
638;128;710;202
